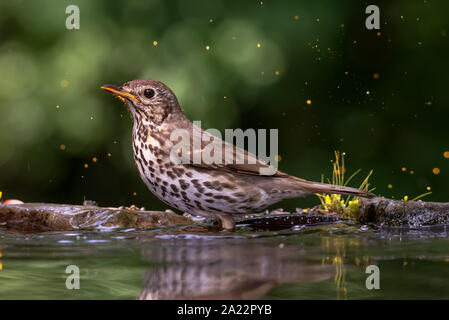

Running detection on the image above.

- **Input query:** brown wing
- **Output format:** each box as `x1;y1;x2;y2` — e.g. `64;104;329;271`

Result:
170;124;374;197
171;125;289;178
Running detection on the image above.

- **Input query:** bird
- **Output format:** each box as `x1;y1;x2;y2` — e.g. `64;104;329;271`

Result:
101;79;374;230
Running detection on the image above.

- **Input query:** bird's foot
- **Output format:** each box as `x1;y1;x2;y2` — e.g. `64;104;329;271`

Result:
216;214;236;232
182;212;208;222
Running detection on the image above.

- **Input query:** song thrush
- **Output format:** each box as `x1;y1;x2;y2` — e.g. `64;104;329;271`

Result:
102;79;374;230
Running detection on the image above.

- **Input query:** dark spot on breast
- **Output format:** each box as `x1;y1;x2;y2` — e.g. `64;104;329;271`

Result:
166;171;176;179
206;181;223;191
154;134;165;145
181;191;191;202
179;179;190;190
221;182;237;190
170;184;179;193
192;179;205;193
172;167;185;177
194;200;204;210
223;196;236;203
195;185;205;193
139;150;148;165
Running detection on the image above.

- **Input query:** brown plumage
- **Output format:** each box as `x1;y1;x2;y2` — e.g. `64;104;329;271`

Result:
102;79;374;230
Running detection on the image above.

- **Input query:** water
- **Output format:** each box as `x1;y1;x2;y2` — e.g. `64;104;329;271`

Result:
1;222;449;299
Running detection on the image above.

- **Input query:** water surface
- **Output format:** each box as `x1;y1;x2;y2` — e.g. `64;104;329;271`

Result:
1;222;449;299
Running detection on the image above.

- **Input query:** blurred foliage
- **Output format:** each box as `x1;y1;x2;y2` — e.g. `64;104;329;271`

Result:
0;0;448;211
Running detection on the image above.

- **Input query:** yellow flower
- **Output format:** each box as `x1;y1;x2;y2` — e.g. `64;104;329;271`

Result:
325;195;332;204
403;195;408;201
349;199;359;206
0;191;2;201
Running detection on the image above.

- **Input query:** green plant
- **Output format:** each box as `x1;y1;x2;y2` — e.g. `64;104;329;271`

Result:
315;151;374;219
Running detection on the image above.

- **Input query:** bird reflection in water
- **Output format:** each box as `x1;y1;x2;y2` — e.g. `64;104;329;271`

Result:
138;239;333;300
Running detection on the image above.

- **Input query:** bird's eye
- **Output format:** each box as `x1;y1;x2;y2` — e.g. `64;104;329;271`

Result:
143;88;155;99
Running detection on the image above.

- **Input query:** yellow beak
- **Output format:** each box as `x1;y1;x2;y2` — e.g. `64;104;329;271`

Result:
101;84;140;103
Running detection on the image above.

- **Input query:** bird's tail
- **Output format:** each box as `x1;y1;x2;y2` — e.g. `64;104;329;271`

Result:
293;178;375;198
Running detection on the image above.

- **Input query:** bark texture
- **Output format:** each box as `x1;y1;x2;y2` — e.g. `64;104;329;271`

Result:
359;197;449;227
0;203;193;233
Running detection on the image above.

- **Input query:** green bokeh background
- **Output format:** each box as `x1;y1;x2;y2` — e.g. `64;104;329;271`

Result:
0;0;448;211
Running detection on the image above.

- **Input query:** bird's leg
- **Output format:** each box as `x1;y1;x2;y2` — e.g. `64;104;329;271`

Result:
182;212;195;219
216;214;236;231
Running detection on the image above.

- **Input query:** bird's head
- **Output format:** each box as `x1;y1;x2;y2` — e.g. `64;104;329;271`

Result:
101;79;182;124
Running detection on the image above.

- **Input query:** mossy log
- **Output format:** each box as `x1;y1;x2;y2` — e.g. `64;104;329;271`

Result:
358;197;449;227
0;203;193;233
3;197;449;233
0;202;340;233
